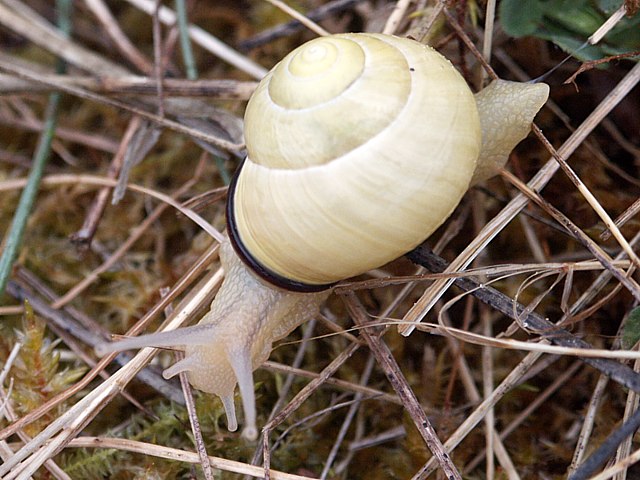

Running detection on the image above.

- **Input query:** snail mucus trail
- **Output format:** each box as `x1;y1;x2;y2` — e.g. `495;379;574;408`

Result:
96;33;550;440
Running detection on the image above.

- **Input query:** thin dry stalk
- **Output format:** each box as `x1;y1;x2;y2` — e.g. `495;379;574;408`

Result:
83;0;154;74
262;360;401;404
438;309;520;479
413;350;546;478
466;361;584;473
239;0;361;50
501;169;640;303
517;213;548;263
568;375;610;475
0;71;257;98
383;0;412;34
601;197;640;241
264;0;330;36
0;306;24;316
414;2;445;43
69;116;142;247
342;292;463;480
177;350;214;480
481;308;496;479
64;436;321;480
0;59;245;153
0;1;128;75
0;173;226;243
320;354;375;479
261;342;362;479
589;4;629;45
539;134;640;270
589;447;640;480
559;230;640;326
399;58;640;335
614;345;640;480
124;0;268;78
0;90;119;151
0;268;224;479
152;0;166;118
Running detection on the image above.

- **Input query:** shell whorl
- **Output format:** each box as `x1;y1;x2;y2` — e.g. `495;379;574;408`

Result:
229;33;481;289
244;35;411;169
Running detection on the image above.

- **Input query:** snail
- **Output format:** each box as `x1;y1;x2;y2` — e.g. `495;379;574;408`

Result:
96;33;549;440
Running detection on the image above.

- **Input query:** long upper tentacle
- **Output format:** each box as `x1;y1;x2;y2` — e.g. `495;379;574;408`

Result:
94;321;220;356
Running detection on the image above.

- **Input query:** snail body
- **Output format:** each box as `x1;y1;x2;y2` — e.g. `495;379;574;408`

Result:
97;33;549;440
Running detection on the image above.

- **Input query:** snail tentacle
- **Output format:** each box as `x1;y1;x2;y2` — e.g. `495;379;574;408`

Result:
227;347;257;440
95;322;222;356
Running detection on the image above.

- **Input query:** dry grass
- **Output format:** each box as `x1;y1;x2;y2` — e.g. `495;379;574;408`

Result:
0;1;639;479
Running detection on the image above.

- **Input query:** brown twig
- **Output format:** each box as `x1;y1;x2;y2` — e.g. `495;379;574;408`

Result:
0;71;258;98
564;51;640;86
342;292;462;479
0;58;245;153
238;0;363;51
600;196;640;241
84;0;155;74
261;342;362;479
501;169;640;302
177;354;214;479
69;116;142;248
65;436;317;479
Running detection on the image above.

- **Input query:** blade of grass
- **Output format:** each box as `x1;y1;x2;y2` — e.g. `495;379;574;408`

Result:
0;94;60;296
173;0;231;184
175;0;198;80
125;0;268;79
0;0;72;297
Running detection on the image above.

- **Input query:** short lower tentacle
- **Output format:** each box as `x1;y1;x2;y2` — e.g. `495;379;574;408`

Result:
228;347;258;440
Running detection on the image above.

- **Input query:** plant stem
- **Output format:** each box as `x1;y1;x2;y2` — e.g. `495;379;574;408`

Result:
0;0;71;298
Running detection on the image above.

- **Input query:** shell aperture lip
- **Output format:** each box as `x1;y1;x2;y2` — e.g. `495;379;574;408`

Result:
226;160;336;293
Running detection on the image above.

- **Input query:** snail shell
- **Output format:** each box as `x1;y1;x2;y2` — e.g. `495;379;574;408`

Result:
228;33;481;290
96;33;549;440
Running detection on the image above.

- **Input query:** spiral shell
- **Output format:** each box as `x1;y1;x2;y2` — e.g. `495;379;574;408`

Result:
228;33;481;289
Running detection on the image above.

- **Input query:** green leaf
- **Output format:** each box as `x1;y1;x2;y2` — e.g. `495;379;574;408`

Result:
536;28;602;61
622;306;640;349
498;0;640;63
499;0;547;37
595;0;624;14
544;2;604;37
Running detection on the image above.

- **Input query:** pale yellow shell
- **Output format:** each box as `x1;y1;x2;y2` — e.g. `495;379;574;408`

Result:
233;33;482;286
96;34;549;440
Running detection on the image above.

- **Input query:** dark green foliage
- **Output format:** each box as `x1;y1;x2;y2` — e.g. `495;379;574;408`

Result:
499;0;640;61
622;306;640;349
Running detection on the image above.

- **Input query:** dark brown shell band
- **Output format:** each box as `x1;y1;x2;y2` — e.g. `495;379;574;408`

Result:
226;160;336;293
